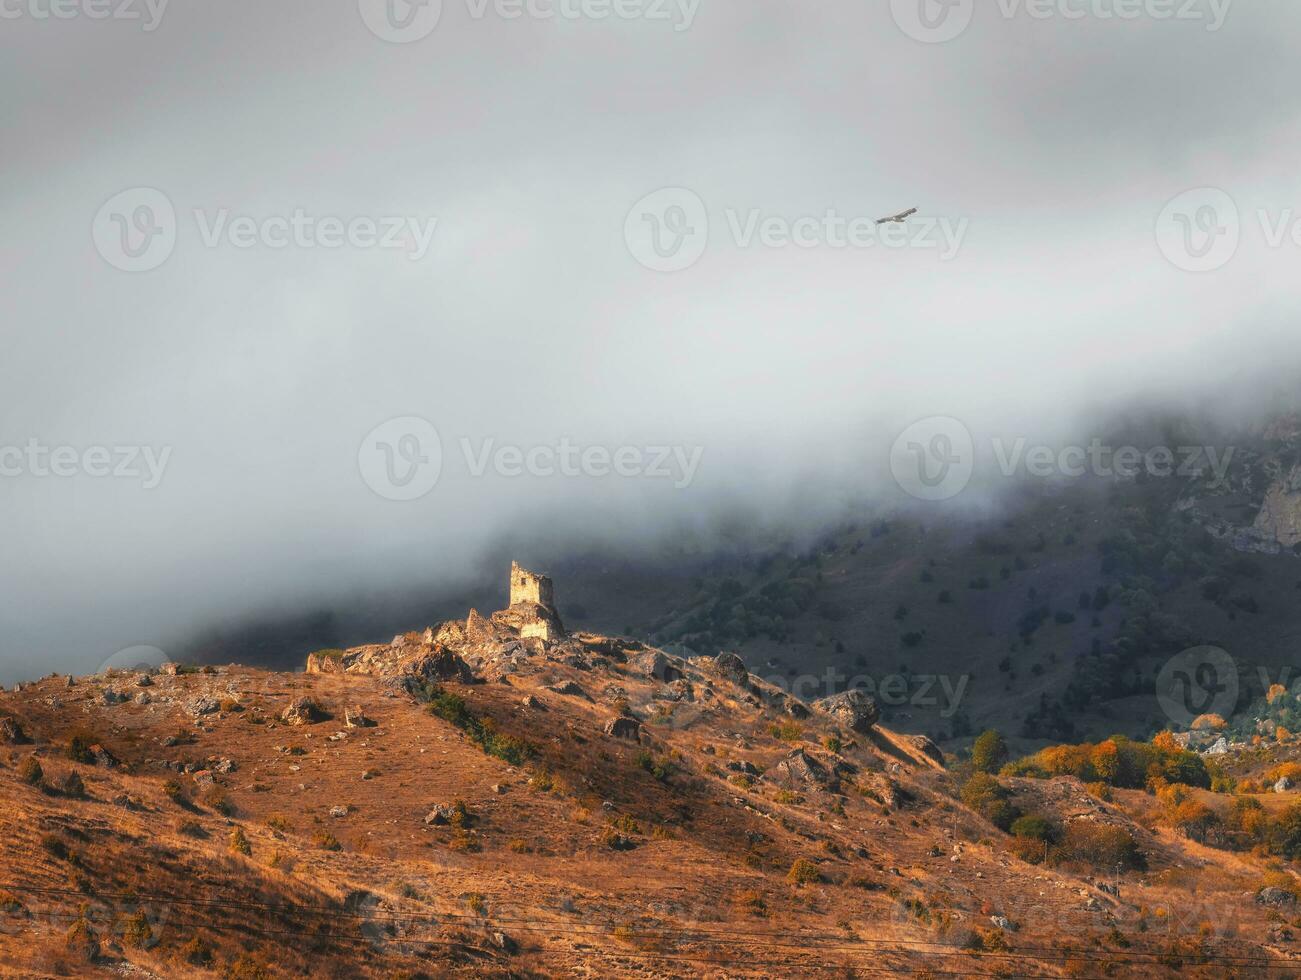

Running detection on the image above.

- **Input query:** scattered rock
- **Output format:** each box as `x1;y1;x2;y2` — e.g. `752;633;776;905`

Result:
630;650;684;683
1257;886;1297;907
281;697;326;726
542;681;588;699
134;691;151;705
0;716;29;744
185;696;220;717
604;717;641;741
407;647;481;685
192;770;215;786
811;690;880;734
101;689;127;706
491;931;517;954
212;758;236;774
344;706;374;728
135;674;154;687
424;805;453;826
89;744;119;768
713;652;750;686
774;749;831;787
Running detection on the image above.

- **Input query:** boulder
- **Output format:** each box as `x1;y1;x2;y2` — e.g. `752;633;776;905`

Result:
1277;776;1293;793
135;674;154;687
604;717;641;741
424;805;453;826
774;749;830;786
281;697;326;726
542;681;588;699
408;647;480;685
1204;736;1229;756
89;744;119;768
630;651;684;683
329;805;350;818
1257;886;1297;907
812;690;880;734
344;706;374;728
490;931;517;954
713;652;750;686
185;696;220;717
0;716;28;744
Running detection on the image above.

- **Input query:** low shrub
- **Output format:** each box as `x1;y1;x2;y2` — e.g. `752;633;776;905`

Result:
787;859;821;885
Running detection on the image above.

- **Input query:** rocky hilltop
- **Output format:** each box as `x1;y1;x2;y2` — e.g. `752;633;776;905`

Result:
1;565;1299;977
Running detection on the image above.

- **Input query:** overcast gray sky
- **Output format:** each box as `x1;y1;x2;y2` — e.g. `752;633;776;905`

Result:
3;0;1301;682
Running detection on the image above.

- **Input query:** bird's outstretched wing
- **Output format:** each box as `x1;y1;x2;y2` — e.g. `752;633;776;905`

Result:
876;207;919;225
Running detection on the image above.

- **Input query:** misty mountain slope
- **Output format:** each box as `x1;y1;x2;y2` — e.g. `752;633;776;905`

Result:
173;415;1301;757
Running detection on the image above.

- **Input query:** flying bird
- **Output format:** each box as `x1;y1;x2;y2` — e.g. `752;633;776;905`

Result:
876;207;918;225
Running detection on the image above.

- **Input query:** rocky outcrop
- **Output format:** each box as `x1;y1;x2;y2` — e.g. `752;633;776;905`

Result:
630;650;684;683
0;716;28;744
604;717;641;741
812;690;880;734
713;652;750;687
1257;886;1297;907
281;697;327;726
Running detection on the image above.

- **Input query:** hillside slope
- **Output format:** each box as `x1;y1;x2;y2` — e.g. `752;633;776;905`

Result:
3;570;1301;977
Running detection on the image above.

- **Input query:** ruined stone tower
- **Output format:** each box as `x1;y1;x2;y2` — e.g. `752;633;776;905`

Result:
510;561;555;609
500;562;564;642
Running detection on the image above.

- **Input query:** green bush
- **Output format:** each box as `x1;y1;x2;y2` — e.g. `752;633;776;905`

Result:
960;773;1018;832
971;730;1009;774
